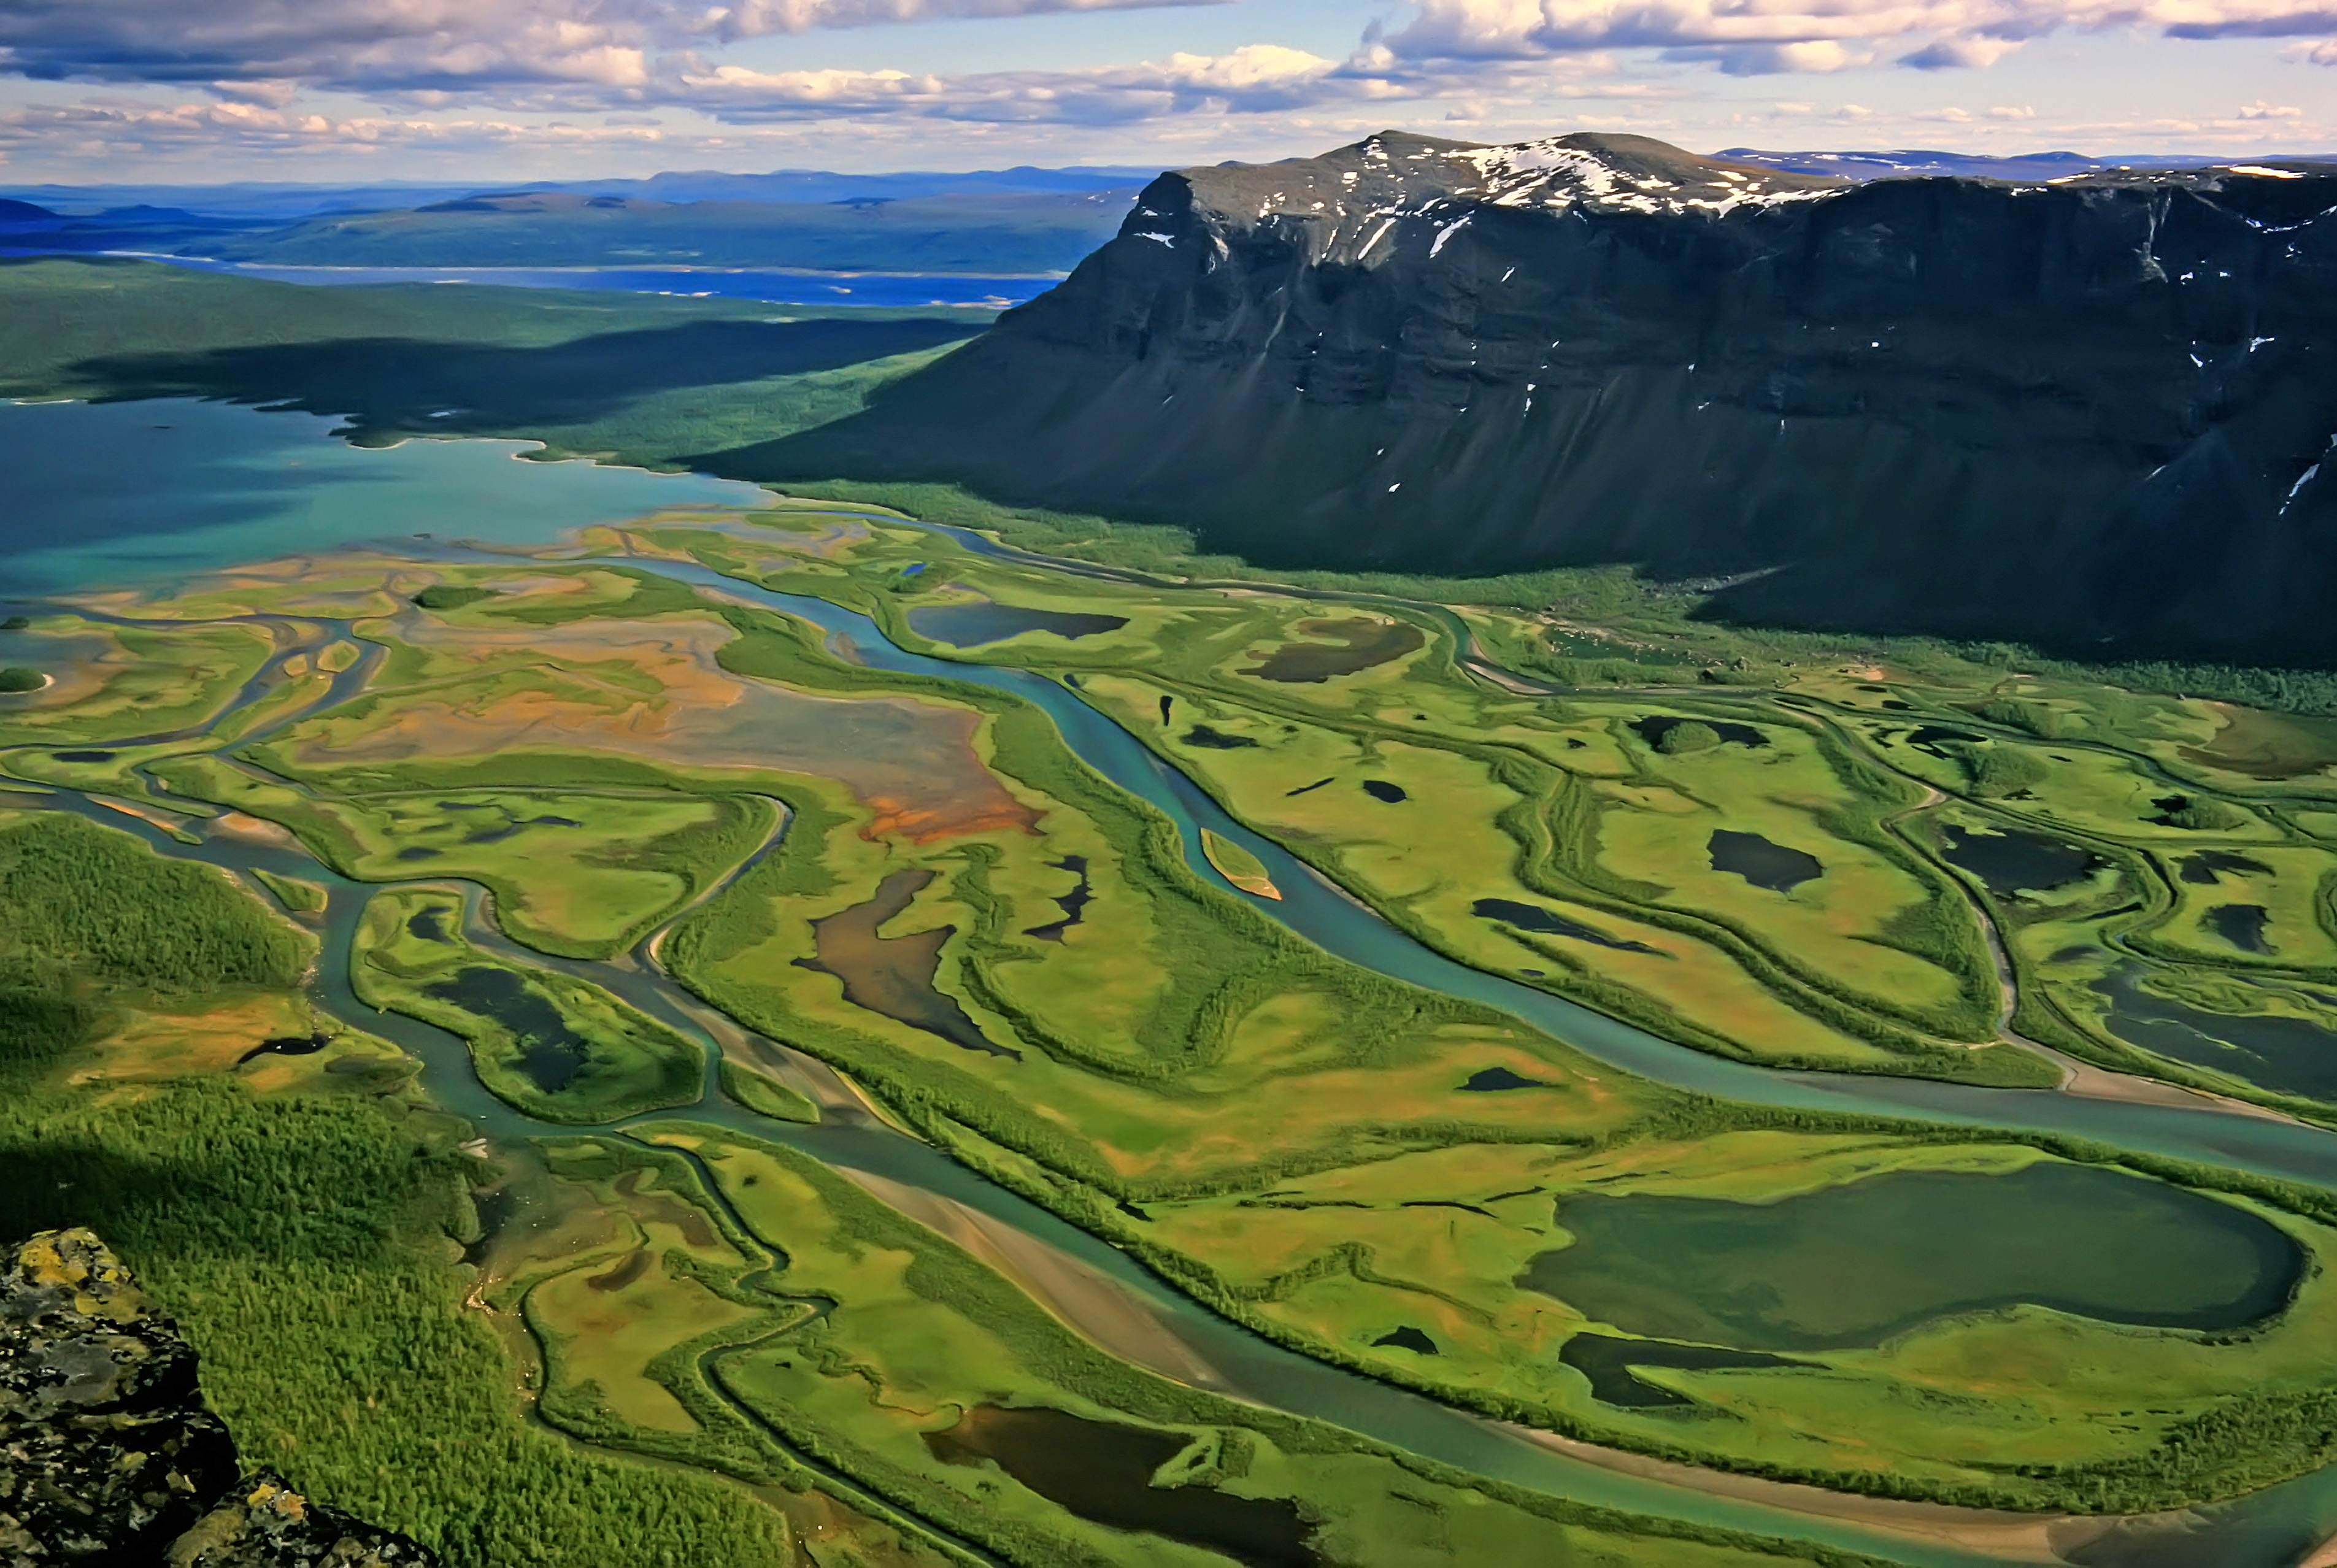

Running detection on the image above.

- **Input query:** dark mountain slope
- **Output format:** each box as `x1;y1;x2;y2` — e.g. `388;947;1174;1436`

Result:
747;131;2337;664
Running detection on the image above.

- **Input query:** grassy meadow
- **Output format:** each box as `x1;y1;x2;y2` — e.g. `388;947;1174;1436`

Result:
9;479;2337;1545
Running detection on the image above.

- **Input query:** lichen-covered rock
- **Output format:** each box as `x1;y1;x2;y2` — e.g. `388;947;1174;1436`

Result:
0;1227;239;1562
166;1474;435;1568
0;1230;437;1568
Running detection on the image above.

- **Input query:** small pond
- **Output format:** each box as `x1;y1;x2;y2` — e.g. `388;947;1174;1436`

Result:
2093;966;2337;1102
1559;1334;1804;1409
2181;851;2274;886
1361;780;1407;803
1471;897;1657;953
1241;618;1425;682
426;965;589;1092
1901;725;1982;757
1371;1326;1438;1355
796;867;1015;1058
234;1030;333;1067
1023;855;1092;942
1519;1161;2301;1352
1183;724;1258;750
2207;904;2275;955
1460;1066;1550;1092
1708;830;1822;894
1938;824;2101;896
1632;716;1766;749
909;599;1128;648
924;1405;1317;1567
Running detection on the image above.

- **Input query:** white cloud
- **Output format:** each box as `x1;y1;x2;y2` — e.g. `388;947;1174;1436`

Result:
0;96;680;162
1378;0;2337;75
674;45;1364;123
671;42;1661;125
0;0;1218;99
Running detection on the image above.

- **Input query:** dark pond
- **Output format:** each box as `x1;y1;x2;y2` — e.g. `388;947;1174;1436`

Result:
2208;904;2275;955
1371;1326;1438;1355
796;867;1016;1058
2092;967;2337;1102
1158;694;1173;724
396;846;442;862
53;749;115;763
2181;851;2274;885
1023;855;1092;942
1460;1066;1550;1092
924;1405;1317;1568
1631;716;1766;749
1902;726;1982;758
1184;724;1258;750
1938;824;2100;895
1361;780;1407;803
1285;777;1333;797
1519;1161;2301;1351
234;1029;332;1066
909;599;1128;648
1559;1334;1804;1409
464;813;582;845
1241;618;1425;683
407;907;449;942
1708;830;1822;894
1471;897;1658;953
586;1249;651;1293
426;965;588;1091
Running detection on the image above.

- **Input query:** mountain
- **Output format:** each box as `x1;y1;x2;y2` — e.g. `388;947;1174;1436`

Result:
525;164;1160;204
745;130;2337;664
187;186;1140;274
0;198;60;226
1;1227;437;1565
0;166;1155;223
1712;147;2232;182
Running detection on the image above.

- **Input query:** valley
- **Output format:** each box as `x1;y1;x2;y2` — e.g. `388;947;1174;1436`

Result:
9;381;2337;1564
10;120;2337;1566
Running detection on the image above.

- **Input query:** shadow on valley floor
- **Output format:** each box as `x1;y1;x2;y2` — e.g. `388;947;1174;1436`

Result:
62;317;984;444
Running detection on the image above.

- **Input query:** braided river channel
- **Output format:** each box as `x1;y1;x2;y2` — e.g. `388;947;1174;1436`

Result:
10;398;2337;1568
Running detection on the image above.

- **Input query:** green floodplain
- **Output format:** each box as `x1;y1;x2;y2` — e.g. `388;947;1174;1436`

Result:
11;258;2337;1567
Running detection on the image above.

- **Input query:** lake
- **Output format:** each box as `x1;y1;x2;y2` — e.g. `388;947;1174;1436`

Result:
129;255;1056;310
907;598;1128;646
1520;1161;2300;1351
0;397;769;596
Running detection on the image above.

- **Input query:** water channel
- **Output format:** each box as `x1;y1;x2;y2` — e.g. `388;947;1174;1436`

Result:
10;398;2337;1567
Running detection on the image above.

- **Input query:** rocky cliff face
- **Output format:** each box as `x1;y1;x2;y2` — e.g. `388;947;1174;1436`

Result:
0;1229;437;1567
756;130;2337;664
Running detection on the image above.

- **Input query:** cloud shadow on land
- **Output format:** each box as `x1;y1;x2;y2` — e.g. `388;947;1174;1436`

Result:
60;315;985;445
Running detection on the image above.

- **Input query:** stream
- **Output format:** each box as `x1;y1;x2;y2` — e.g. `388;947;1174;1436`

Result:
17;530;2337;1568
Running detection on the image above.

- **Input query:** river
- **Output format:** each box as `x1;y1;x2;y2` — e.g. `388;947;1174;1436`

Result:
7;397;2337;1568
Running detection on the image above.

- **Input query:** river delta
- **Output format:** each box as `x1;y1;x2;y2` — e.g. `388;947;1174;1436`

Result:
11;398;2337;1568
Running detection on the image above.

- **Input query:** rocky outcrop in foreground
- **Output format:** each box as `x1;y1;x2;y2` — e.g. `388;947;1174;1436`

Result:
751;130;2337;664
0;1228;437;1567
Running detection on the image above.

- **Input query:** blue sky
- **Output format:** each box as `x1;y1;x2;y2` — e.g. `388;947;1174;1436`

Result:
0;0;2327;183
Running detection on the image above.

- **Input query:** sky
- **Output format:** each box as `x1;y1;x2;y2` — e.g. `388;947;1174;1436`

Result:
0;0;2328;184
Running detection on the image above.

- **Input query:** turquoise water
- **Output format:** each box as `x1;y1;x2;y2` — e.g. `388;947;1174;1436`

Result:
0;397;769;596
15;396;2337;1565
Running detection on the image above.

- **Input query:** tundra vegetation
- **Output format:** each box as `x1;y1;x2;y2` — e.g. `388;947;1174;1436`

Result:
7;482;2337;1563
